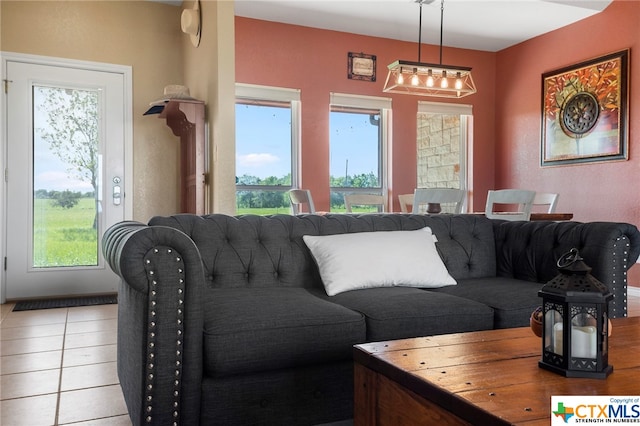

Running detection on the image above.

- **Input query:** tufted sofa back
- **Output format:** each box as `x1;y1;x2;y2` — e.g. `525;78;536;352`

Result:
147;213;497;291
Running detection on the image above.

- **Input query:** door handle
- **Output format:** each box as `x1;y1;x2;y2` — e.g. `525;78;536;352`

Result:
113;176;122;206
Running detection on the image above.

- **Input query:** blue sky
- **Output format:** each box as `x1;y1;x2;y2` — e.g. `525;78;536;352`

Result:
36;96;381;192
235;104;380;180
329;111;379;180
235;104;291;179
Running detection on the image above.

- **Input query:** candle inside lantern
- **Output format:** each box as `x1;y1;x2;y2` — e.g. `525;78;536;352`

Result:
553;323;563;355
571;326;597;358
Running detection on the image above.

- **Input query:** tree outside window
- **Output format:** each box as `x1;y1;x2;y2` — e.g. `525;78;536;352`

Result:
330;106;383;212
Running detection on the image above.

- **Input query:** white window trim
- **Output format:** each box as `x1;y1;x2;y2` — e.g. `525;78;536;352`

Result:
330;92;392;110
236;83;300;102
235;83;301;188
418;101;472;116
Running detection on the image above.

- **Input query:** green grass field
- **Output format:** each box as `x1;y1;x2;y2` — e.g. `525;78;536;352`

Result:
33;197;98;267
235;207;291;215
31;198;379;268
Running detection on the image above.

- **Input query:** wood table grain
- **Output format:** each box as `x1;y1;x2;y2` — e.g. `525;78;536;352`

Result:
353;317;639;425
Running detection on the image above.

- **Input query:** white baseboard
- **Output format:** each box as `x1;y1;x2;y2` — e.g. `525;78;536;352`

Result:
629;286;640;297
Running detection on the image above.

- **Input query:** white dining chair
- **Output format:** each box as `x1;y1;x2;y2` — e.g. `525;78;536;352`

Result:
344;194;386;213
485;189;536;221
288;189;316;214
398;194;413;213
532;192;559;213
412;188;466;214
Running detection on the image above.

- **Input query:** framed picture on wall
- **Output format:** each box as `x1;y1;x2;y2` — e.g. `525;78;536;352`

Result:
541;49;629;167
348;52;376;82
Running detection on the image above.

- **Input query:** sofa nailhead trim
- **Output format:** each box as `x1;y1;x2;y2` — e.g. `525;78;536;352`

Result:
142;247;186;425
611;236;630;318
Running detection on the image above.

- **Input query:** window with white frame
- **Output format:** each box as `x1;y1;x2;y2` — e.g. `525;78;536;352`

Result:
235;84;300;214
416;101;472;213
329;93;391;212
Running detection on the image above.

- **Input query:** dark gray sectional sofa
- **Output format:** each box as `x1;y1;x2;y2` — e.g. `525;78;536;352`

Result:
102;213;640;425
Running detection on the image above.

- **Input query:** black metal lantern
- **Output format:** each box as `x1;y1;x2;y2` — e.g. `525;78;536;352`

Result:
538;248;613;379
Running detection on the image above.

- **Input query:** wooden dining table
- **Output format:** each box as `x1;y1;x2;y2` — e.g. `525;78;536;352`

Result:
471;212;573;222
470;212;573;221
328;212;574;221
529;212;573;221
482;212;573;221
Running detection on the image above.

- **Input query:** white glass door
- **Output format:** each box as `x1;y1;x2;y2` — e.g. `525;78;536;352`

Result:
5;59;127;299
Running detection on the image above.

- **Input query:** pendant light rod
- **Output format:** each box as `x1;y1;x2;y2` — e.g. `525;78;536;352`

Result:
416;0;444;64
439;0;444;65
417;1;423;62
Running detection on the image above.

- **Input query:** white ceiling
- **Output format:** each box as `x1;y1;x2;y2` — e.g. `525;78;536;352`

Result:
233;0;612;52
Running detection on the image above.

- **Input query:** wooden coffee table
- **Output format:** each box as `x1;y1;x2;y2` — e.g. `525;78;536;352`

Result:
353;316;640;425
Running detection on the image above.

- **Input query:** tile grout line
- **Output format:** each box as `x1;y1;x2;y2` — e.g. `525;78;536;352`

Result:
53;308;69;426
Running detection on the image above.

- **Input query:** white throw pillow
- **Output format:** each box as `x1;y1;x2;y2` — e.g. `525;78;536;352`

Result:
302;227;456;296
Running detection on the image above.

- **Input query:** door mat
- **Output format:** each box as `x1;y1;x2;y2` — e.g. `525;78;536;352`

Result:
12;295;118;311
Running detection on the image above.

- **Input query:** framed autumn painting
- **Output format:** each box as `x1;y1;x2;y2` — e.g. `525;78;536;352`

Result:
541;50;629;167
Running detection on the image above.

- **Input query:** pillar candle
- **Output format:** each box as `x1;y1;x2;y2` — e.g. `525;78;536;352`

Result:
571;326;597;358
553;323;563;355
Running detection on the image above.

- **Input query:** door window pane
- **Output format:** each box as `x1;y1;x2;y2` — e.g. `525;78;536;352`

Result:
33;86;100;267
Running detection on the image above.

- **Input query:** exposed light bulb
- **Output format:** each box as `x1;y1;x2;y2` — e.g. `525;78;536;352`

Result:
397;72;404;85
455;72;463;90
426;69;434;87
440;70;448;89
411;69;419;86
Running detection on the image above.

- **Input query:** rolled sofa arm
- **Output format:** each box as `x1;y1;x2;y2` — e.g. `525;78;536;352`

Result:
493;220;640;318
103;221;205;426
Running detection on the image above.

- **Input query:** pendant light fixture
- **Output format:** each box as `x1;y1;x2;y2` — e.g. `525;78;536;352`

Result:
383;0;476;98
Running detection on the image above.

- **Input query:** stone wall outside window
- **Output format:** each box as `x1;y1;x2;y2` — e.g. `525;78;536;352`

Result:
416;114;461;213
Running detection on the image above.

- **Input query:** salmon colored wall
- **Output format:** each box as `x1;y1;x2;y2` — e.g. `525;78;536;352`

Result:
495;0;640;226
235;17;496;212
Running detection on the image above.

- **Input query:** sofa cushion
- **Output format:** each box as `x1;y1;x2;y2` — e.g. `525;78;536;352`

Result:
303;227;456;296
430;277;544;328
202;288;366;378
312;287;494;341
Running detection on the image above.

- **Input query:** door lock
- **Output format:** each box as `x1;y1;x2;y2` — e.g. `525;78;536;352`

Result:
113;176;122;205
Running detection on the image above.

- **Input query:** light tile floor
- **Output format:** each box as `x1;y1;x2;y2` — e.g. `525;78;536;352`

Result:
1;294;639;425
1;303;131;425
